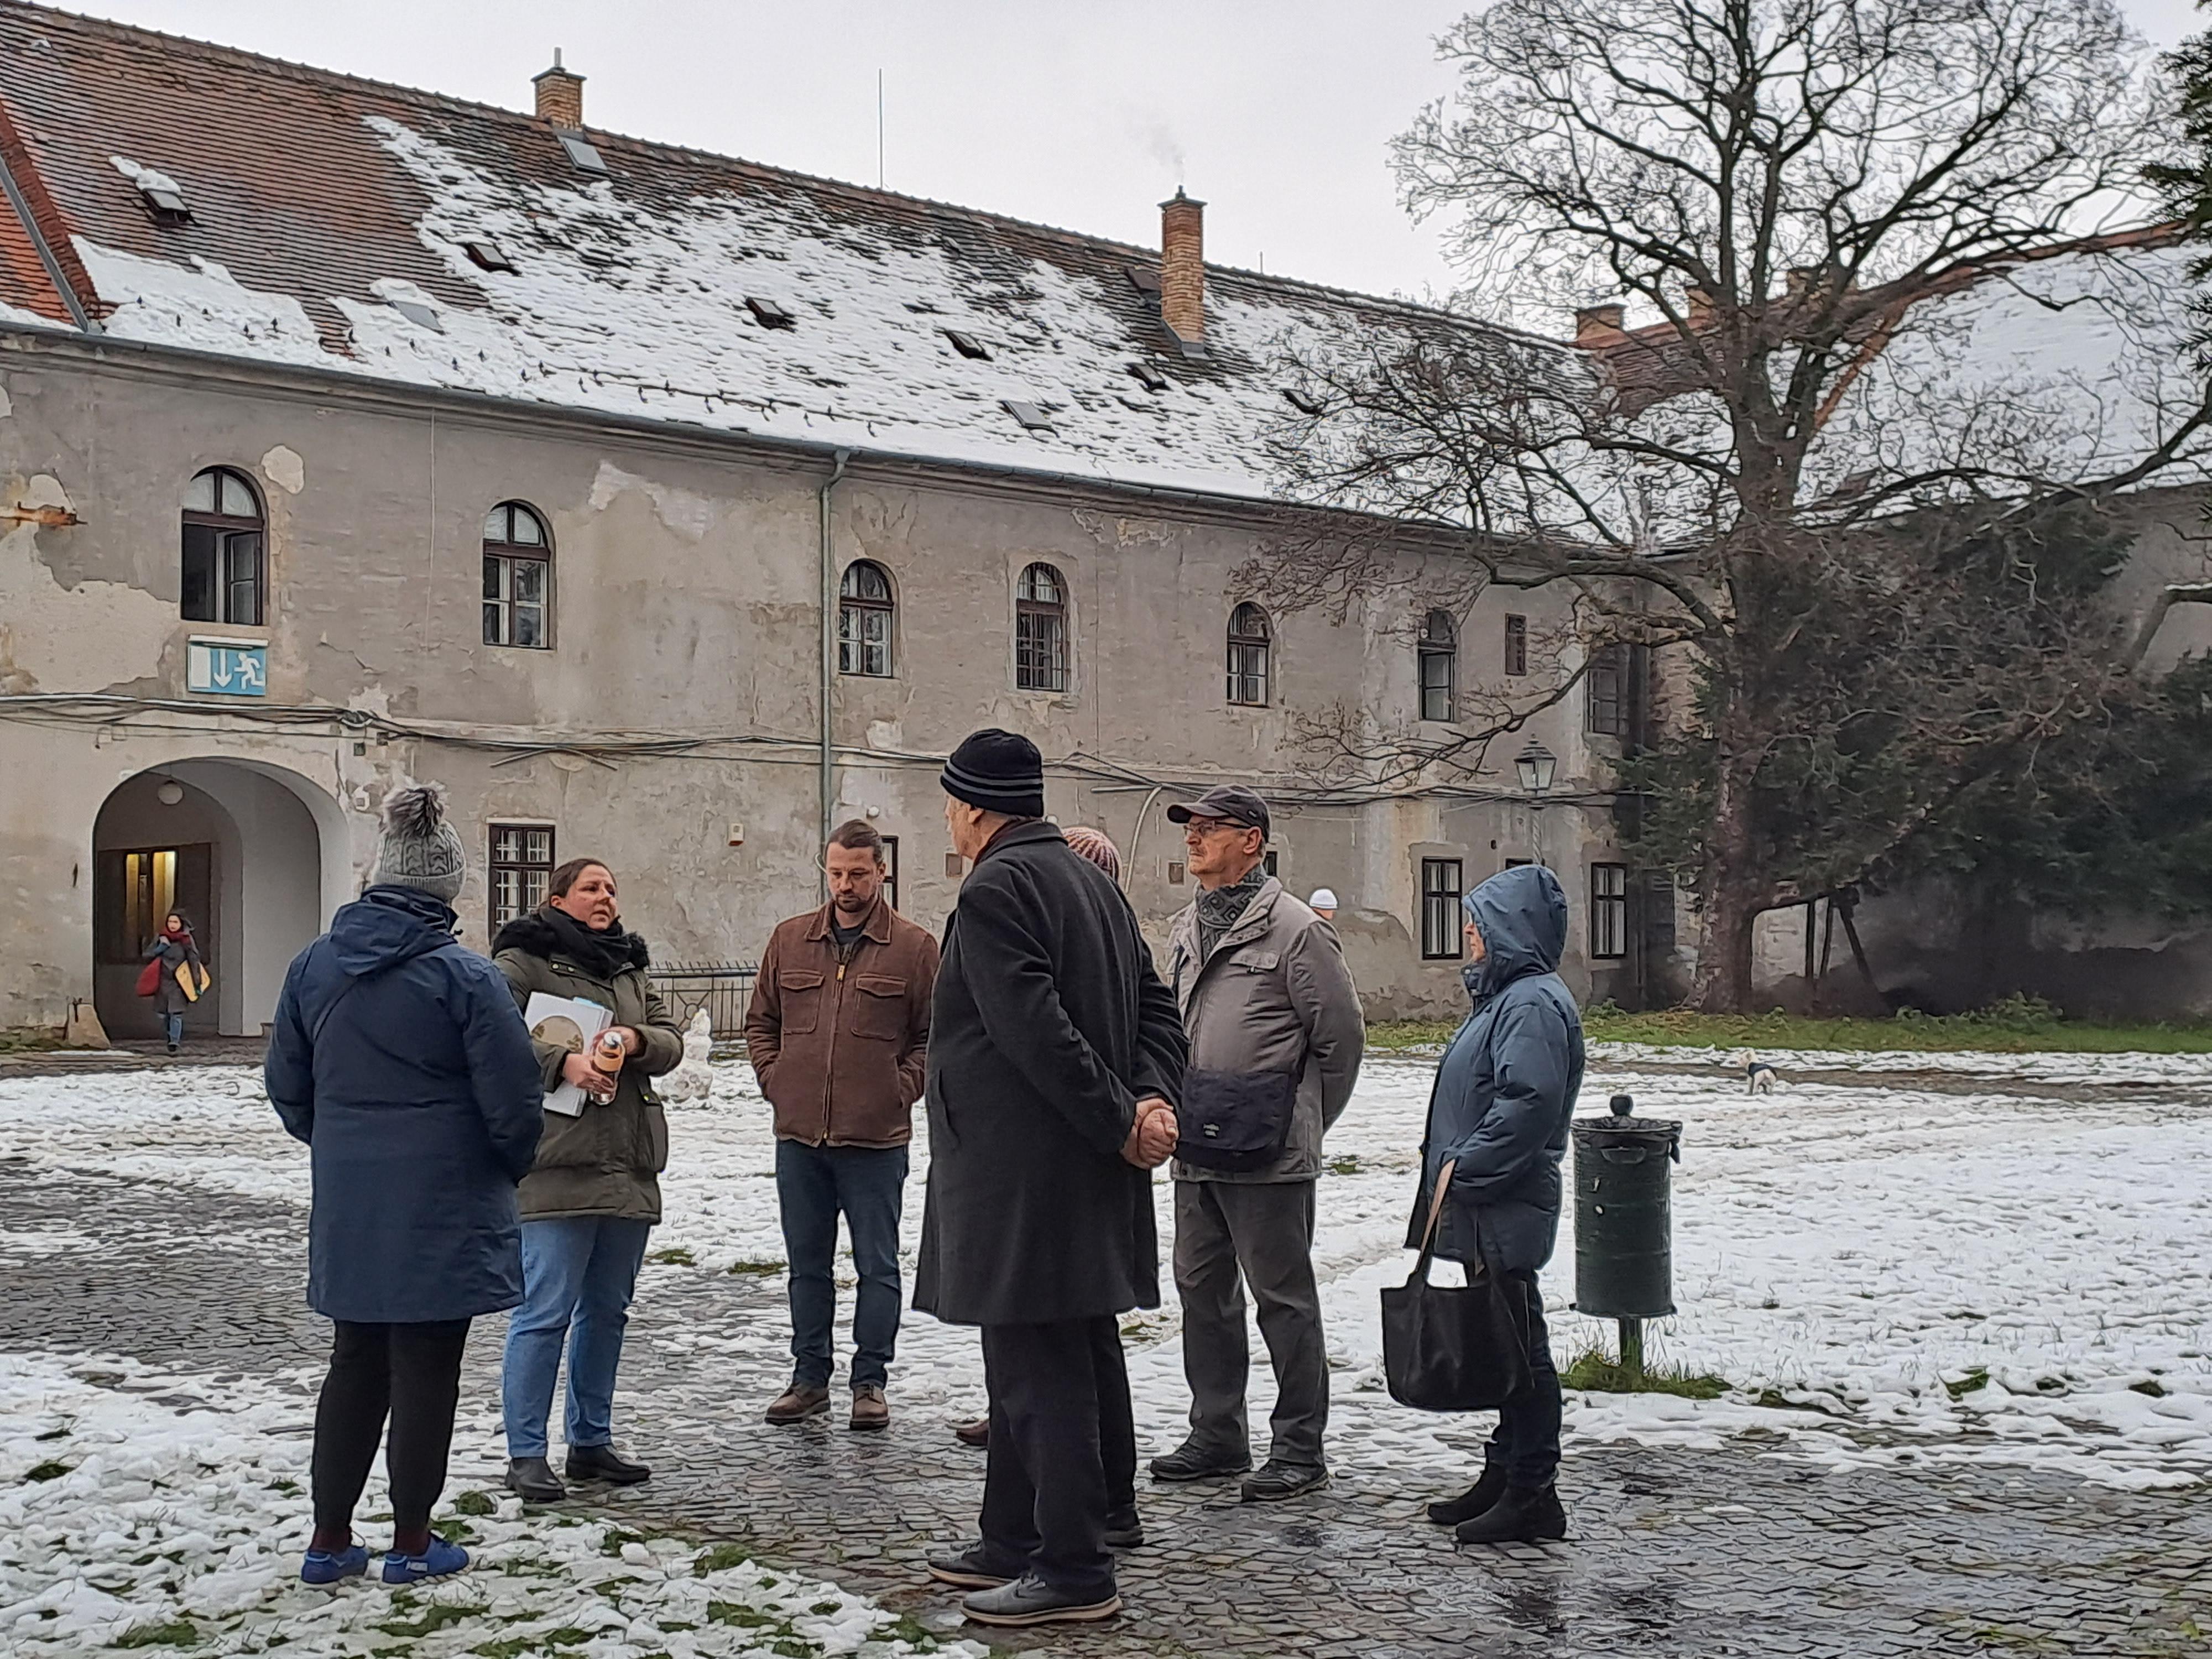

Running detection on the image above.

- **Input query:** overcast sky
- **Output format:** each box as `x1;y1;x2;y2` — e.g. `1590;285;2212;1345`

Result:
46;0;2212;306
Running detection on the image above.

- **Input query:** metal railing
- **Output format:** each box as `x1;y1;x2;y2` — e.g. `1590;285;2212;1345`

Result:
648;962;758;1038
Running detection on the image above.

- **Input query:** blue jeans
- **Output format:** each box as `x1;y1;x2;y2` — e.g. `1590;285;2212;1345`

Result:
775;1140;907;1390
162;1011;184;1047
500;1217;653;1459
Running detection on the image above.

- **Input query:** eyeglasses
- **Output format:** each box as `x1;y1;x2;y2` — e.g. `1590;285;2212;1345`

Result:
1183;818;1258;837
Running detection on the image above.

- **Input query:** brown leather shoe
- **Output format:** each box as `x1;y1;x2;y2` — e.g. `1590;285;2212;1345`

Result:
765;1383;831;1424
850;1385;890;1431
954;1416;990;1448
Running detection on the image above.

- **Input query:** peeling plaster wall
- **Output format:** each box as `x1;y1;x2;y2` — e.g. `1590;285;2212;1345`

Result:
1;342;1625;1031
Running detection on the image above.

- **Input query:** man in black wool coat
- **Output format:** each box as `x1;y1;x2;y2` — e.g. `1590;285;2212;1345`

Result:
915;728;1187;1629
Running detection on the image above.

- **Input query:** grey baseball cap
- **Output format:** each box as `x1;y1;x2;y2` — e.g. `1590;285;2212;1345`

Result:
1166;784;1270;840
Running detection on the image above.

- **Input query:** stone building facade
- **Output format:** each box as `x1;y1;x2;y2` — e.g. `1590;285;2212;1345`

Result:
0;7;1647;1039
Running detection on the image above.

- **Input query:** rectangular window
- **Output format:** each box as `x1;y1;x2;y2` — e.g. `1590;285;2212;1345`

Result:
1586;643;1629;736
1420;858;1464;961
490;825;555;927
483;554;550;648
839;602;891;676
182;525;263;625
1590;863;1628;959
1504;614;1528;677
1263;849;1280;878
881;835;900;912
1419;643;1455;722
1015;609;1067;691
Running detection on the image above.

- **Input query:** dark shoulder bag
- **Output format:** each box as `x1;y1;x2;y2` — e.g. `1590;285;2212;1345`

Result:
1380;1159;1532;1412
1174;1067;1297;1173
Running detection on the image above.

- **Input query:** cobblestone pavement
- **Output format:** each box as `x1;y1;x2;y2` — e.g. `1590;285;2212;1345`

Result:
5;1156;2208;1657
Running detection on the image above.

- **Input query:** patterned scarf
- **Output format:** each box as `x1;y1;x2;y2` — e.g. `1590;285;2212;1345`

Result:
1197;863;1270;959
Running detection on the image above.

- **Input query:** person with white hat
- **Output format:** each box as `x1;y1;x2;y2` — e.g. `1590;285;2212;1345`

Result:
1306;889;1339;921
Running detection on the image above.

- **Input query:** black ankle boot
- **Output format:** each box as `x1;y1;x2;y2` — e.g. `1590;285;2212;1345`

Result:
1426;1463;1507;1526
1454;1483;1567;1545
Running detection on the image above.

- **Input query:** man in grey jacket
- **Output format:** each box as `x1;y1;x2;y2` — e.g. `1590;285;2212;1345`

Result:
1149;785;1364;1502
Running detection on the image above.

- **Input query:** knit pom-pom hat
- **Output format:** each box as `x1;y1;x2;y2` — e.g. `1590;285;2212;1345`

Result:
373;783;467;902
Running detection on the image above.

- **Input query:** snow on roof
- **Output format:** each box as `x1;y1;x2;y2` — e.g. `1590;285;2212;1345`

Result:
0;3;1531;507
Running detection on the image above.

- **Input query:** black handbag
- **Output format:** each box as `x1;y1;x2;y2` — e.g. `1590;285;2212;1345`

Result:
1380;1159;1532;1412
1173;1067;1297;1173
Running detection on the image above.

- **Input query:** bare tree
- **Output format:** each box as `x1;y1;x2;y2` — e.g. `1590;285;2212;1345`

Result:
1254;0;2212;1010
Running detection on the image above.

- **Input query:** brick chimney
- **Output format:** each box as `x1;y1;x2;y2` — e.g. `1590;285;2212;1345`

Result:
1160;188;1205;347
1573;302;1627;345
533;50;585;129
1684;285;1715;328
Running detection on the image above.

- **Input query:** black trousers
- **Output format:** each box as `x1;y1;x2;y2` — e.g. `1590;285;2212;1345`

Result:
311;1318;471;1541
979;1317;1125;1596
1488;1271;1563;1488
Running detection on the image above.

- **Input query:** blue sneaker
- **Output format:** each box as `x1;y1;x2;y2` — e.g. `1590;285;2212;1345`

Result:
381;1537;469;1584
300;1544;369;1586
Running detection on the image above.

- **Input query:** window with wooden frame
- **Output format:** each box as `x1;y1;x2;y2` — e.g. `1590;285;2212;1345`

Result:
1586;643;1629;736
1015;562;1069;691
881;834;901;912
490;825;555;928
1503;613;1528;677
483;502;552;648
181;467;265;625
839;560;895;677
1418;609;1458;721
1226;602;1271;706
1590;863;1629;959
1420;858;1464;960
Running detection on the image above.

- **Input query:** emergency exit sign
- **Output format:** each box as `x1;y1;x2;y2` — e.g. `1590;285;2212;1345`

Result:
187;639;267;697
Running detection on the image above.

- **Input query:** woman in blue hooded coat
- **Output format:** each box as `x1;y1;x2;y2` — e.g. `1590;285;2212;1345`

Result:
264;786;544;1589
1407;863;1584;1545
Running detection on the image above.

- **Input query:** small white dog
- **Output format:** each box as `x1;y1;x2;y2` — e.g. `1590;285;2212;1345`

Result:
656;1008;717;1103
1730;1050;1783;1095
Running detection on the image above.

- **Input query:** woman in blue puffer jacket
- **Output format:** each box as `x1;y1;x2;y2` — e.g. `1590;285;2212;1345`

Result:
265;786;544;1589
1407;862;1584;1545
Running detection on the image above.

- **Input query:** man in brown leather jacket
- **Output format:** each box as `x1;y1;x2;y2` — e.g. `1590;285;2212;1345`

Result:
746;820;938;1430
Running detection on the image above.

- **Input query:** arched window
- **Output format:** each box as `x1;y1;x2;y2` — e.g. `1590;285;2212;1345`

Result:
1418;609;1457;722
181;467;264;625
839;560;895;676
1015;562;1068;691
482;502;551;648
1227;602;1271;706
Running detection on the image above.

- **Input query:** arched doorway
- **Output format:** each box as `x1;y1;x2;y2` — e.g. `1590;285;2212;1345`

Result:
92;760;337;1039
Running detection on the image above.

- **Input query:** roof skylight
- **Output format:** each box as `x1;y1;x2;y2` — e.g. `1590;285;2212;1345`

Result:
1125;267;1161;296
112;157;190;225
557;133;608;174
1127;361;1170;393
464;239;516;273
945;330;991;361
1002;400;1053;431
390;300;445;332
747;297;796;329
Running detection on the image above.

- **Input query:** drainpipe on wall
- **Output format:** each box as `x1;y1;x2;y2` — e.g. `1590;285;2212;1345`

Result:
818;448;853;891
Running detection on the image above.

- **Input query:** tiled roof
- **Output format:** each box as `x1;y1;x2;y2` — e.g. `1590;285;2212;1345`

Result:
0;1;1548;504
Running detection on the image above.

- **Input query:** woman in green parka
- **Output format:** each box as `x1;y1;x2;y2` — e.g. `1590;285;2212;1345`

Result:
491;857;684;1505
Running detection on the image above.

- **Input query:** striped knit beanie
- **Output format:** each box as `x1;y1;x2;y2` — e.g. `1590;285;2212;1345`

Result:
1063;826;1122;881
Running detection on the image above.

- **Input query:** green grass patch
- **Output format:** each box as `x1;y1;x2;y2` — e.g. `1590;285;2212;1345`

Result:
432;1517;478;1545
706;1601;779;1630
693;1543;753;1575
1327;1154;1362;1176
649;1246;696;1266
600;1527;650;1557
112;1621;198;1650
2130;1378;2169;1398
24;1460;70;1482
451;1489;497;1516
1370;998;2212;1056
374;1604;483;1639
725;1259;785;1276
1944;1367;1992;1401
1561;1349;1727;1399
0;1029;65;1054
874;1613;941;1651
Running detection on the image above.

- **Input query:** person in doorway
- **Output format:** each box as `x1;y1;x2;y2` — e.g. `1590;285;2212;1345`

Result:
141;911;207;1054
1152;786;1364;1502
1306;888;1339;922
493;859;685;1504
1414;862;1583;1545
747;820;938;1431
265;785;543;1588
918;731;1185;1629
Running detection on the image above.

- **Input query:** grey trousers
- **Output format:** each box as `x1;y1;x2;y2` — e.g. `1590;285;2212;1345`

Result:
1172;1177;1328;1469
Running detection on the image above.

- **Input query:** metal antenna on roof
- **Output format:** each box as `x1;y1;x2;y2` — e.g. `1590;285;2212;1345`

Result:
877;69;885;189
554;47;562;69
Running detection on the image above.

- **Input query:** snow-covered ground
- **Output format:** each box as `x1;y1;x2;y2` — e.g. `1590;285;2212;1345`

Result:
0;1347;980;1658
4;1043;2209;1531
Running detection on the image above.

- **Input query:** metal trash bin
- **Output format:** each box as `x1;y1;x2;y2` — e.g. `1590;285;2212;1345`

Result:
1572;1092;1681;1374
